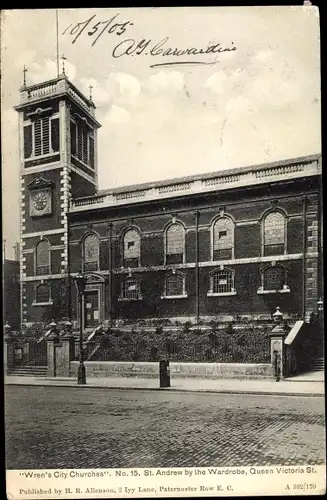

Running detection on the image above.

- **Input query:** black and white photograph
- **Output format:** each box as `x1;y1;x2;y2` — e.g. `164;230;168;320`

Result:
2;5;325;498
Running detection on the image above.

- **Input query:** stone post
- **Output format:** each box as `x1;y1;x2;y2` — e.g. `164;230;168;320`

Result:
46;321;59;377
57;330;76;378
4;323;14;375
269;307;290;380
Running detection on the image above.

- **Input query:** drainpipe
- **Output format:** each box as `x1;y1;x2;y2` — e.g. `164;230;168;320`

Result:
195;210;200;324
302;196;307;319
108;223;113;328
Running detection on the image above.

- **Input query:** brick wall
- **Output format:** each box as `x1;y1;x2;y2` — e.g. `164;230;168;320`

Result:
23;232;64;277
24;279;69;324
23;170;62;234
66;179;319;323
70;171;96;198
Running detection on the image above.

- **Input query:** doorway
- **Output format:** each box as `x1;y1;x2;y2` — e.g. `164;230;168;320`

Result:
84;290;99;328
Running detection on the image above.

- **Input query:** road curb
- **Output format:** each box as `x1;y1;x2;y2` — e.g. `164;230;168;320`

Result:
4;382;324;397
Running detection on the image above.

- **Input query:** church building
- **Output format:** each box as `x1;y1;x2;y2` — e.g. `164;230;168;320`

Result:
16;72;322;331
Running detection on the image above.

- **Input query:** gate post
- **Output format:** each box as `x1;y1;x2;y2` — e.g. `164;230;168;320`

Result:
46;322;59;377
4;323;14;375
59;329;76;378
269;307;290;380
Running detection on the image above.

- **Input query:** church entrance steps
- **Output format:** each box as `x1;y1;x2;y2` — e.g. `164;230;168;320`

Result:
308;357;324;371
8;365;47;377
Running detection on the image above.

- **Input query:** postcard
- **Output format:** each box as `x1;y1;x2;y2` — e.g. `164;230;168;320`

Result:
2;5;325;499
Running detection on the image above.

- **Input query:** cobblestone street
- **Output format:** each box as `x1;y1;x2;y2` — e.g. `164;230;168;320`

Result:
5;386;325;469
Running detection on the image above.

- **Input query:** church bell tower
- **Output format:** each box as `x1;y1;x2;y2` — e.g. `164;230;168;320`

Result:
15;67;101;326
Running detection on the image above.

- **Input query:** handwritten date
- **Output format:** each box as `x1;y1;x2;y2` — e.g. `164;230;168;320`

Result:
62;14;134;46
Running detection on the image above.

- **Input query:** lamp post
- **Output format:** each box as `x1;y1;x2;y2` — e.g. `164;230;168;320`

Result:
271;307;285;381
74;271;87;385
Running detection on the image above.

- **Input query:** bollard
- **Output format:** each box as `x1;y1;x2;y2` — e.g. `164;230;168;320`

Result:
159;360;170;388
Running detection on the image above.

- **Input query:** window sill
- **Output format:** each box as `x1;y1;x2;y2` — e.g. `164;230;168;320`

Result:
32;300;53;306
25;151;59;161
118;296;143;302
71;155;94;171
257;287;290;295
207;291;237;297
161;294;188;299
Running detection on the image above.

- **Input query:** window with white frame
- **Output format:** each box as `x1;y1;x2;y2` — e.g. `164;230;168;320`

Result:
166;223;185;264
35;282;51;303
258;265;289;293
24;117;60;159
208;268;236;296
123;229;141;268
163;272;186;298
70;118;95;168
122;277;141;300
263;211;286;256
35;239;51;275
212;217;234;260
83;233;99;272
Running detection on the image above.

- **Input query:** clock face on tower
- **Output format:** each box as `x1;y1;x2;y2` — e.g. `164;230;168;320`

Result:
30;188;52;217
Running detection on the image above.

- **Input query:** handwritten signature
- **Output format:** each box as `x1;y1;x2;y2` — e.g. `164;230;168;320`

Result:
62;14;237;67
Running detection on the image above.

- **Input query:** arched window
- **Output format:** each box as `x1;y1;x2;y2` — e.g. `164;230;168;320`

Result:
35;283;51;303
35;239;51;275
259;265;289;293
122;277;141;300
164;272;186;298
83;233;99;272
212;217;234;260
263;211;286;256
123;229;141;268
165;223;185;264
208;268;236;296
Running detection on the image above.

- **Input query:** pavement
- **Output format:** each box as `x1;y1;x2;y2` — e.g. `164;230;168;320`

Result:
4;370;325;396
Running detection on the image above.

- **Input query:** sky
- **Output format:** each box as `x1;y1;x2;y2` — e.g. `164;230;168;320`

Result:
1;6;321;259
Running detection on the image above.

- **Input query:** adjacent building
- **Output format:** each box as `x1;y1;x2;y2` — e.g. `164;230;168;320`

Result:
3;257;20;330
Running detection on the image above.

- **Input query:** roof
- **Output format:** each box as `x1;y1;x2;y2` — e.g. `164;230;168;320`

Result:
88;153;321;200
70;153;321;212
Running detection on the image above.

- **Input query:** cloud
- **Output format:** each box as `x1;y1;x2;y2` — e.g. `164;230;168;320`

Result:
12;50;36;70
146;71;185;94
28;59;77;84
79;77;111;106
204;72;226;95
112;73;142;99
103;105;130;124
78;73;141;109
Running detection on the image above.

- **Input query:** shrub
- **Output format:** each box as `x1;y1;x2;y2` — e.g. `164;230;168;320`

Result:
183;321;192;333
